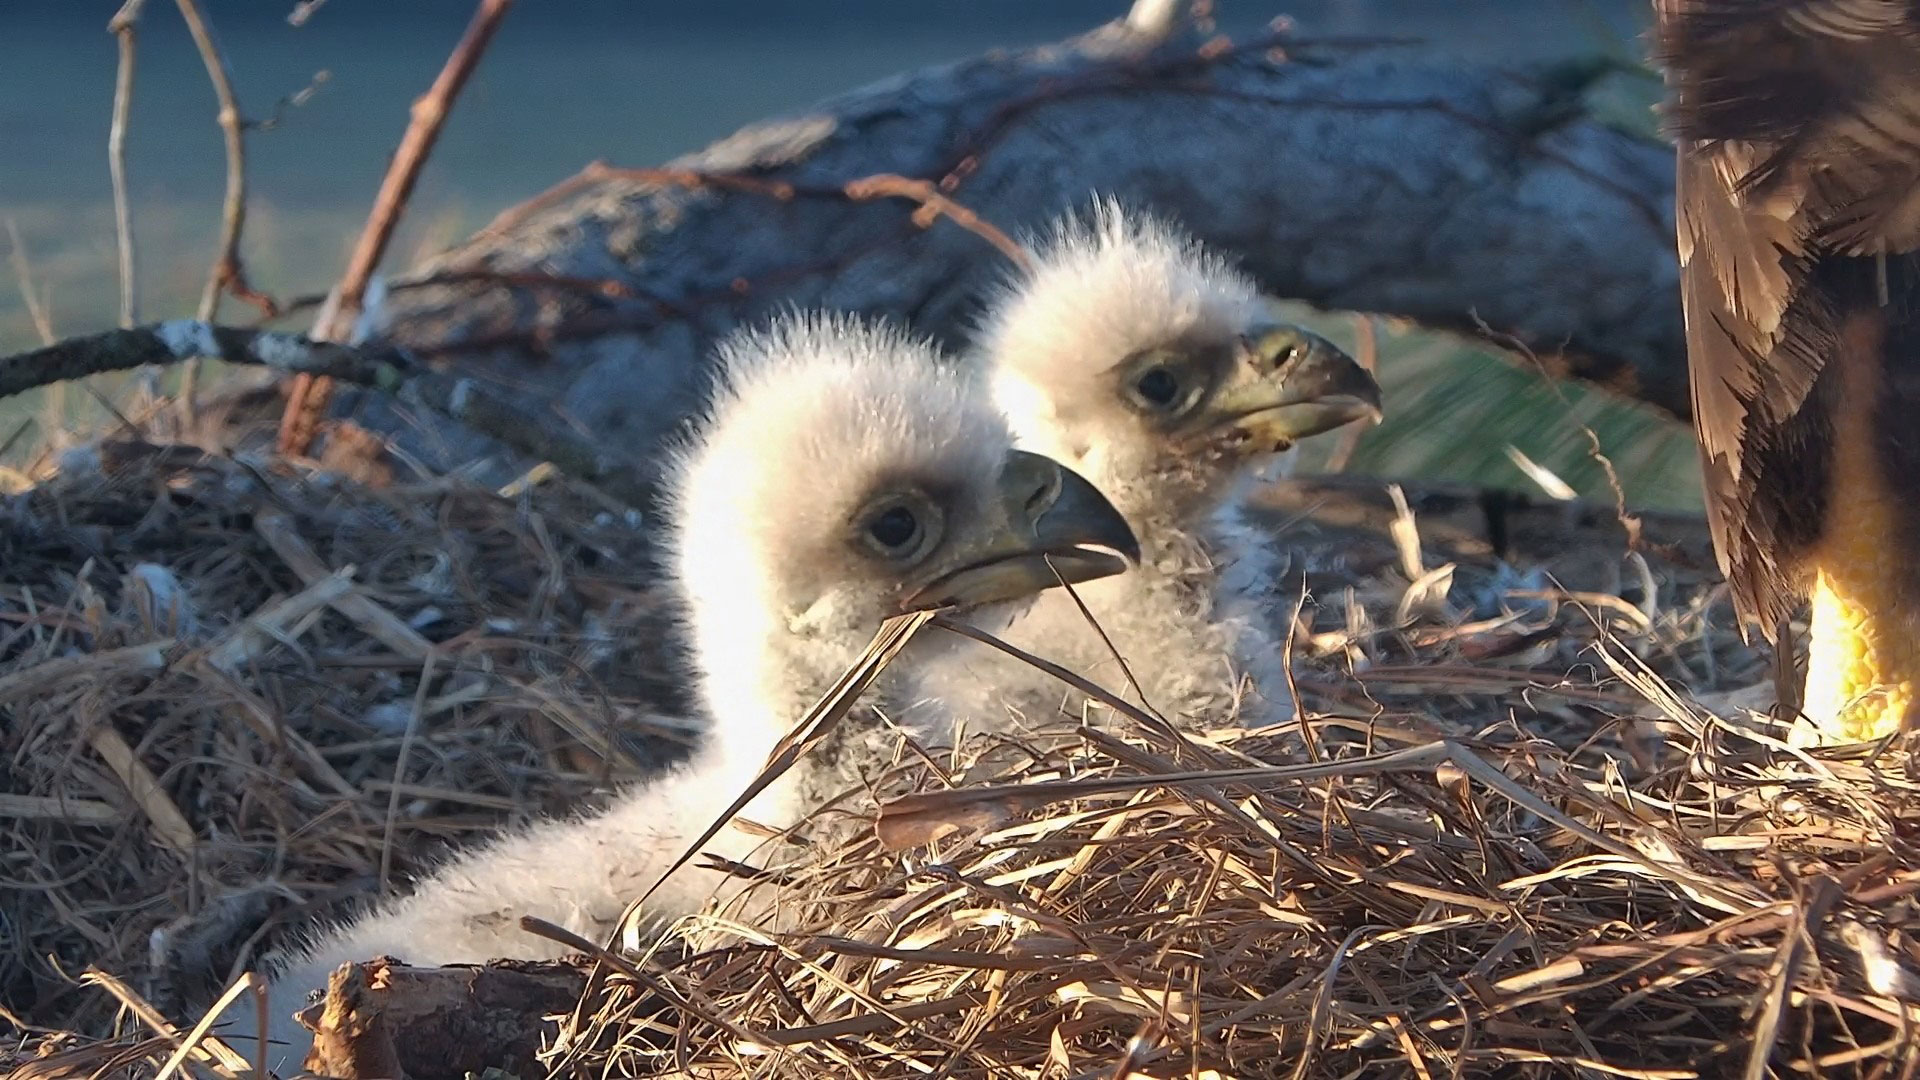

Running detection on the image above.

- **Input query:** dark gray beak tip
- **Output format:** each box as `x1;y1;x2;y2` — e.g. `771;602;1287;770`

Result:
1044;461;1141;567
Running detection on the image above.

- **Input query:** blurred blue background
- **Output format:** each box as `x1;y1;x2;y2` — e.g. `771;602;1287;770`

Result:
1;0;1644;350
4;2;1700;512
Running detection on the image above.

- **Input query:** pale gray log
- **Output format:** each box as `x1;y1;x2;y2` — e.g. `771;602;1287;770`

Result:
341;21;1678;500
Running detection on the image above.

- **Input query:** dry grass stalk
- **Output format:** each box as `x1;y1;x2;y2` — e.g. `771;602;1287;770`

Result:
0;440;688;1033
5;429;1859;1079
551;700;1919;1079
525;538;1906;1079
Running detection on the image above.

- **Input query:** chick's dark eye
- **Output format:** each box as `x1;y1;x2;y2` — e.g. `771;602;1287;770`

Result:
1135;367;1180;407
868;506;920;550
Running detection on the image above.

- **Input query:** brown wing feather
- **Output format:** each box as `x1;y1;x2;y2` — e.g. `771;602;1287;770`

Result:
1655;0;1920;636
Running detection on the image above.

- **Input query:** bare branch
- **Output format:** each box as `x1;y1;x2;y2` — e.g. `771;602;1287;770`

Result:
279;0;516;457
251;68;330;132
482;163;1030;270
1;324;410;401
287;0;328;28
106;0;147;333
173;0;252;422
841;173;1031;269
5;219;60;448
4;221;56;348
1;323;653;507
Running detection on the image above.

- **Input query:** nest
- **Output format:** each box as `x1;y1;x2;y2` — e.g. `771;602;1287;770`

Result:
549;707;1920;1079
9;438;1909;1079
0;440;693;1032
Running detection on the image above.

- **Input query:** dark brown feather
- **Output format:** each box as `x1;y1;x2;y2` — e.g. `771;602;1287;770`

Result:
1654;0;1920;637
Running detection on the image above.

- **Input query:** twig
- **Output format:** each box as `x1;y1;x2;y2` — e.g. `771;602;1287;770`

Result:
173;0;253;421
841;173;1032;269
0;324;413;402
251;68;330;132
149;972;260;1080
1470;312;1641;548
279;0;516;457
0;793;121;825
106;1;146;333
288;0;328;27
477;162;1028;271
271;267;674;322
381;650;439;893
77;968;254;1077
4;220;56;348
0;322;657;507
5;218;63;446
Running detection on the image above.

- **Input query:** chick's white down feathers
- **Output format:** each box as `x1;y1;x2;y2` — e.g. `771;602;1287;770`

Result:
932;202;1294;731
255;314;1033;1067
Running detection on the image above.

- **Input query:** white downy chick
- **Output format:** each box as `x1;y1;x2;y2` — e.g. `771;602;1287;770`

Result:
247;312;1139;1071
930;202;1380;732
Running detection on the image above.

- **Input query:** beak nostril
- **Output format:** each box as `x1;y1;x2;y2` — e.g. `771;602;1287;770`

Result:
1026;472;1060;517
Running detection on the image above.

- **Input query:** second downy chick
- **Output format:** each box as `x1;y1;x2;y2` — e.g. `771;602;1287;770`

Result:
930;202;1381;733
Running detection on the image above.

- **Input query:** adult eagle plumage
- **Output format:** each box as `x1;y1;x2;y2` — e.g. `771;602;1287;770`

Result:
1654;0;1920;743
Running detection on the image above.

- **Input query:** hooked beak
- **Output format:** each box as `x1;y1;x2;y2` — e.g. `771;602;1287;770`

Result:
1207;322;1383;447
902;450;1141;612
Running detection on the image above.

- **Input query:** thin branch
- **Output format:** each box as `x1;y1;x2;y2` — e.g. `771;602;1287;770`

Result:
4;219;62;448
1470;312;1641;550
4;221;56;347
287;0;328;28
475;163;1030;270
0;322;654;507
1;324;412;401
841;173;1032;269
279;0;516;457
249;68;329;132
173;0;252;423
106;0;147;334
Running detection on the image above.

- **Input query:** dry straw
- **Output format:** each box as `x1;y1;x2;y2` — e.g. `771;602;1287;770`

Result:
0;439;691;1038
5;441;1918;1079
544;668;1920;1079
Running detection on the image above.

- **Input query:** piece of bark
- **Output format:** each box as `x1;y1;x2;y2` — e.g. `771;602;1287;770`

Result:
322;16;1677;495
299;957;594;1080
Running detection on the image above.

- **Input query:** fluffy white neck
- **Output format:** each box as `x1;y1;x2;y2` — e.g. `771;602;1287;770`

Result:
925;460;1290;735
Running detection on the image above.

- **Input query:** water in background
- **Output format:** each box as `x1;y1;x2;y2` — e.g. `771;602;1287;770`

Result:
1;0;1644;352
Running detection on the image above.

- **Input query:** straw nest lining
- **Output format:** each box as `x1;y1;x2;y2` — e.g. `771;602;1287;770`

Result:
6;439;1913;1078
0;440;693;1033
542;673;1920;1079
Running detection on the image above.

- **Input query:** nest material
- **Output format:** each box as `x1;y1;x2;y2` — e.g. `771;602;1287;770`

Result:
8;438;1897;1080
554;706;1920;1079
0;440;694;1032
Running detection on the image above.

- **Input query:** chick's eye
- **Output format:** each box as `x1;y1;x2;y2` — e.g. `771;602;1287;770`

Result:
1135;367;1180;407
868;506;920;551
